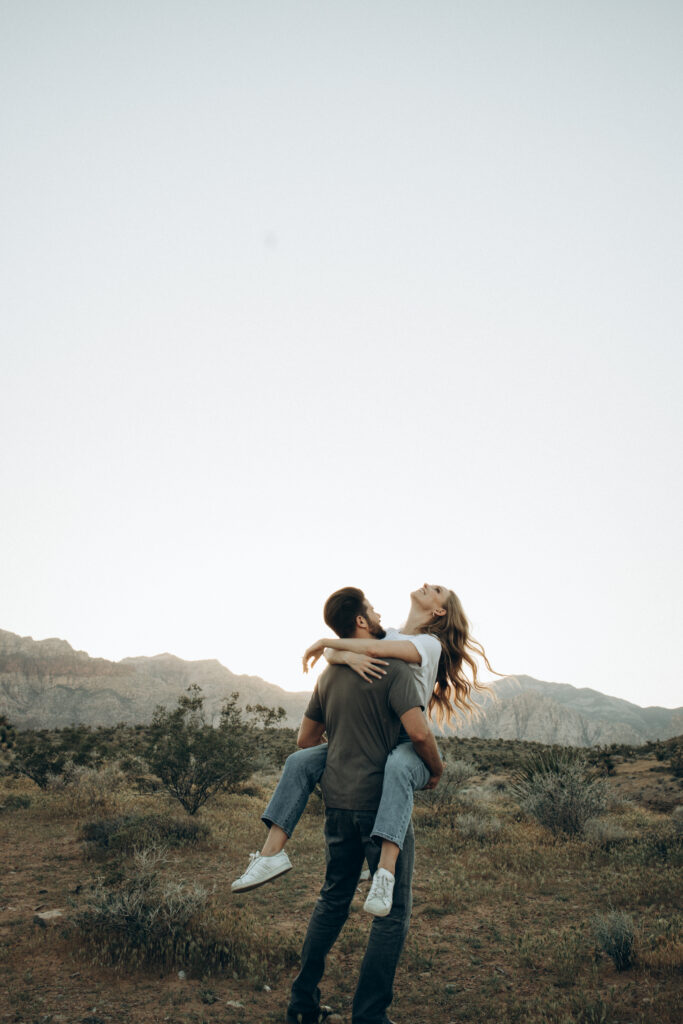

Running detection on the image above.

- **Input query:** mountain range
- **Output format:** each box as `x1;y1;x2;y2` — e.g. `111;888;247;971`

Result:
1;628;680;747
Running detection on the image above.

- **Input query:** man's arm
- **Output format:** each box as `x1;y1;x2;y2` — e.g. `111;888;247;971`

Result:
399;707;443;789
297;714;326;749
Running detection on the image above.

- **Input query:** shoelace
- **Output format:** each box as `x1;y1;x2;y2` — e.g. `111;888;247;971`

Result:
370;873;393;901
244;851;261;873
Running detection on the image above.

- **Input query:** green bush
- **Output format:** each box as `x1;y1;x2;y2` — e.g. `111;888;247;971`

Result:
1;794;31;811
10;730;70;789
416;759;476;809
48;760;128;818
143;686;257;815
511;749;608;836
591;910;636;971
80;813;210;853
0;715;15;753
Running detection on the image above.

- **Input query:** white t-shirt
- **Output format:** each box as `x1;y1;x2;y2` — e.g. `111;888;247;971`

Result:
384;627;442;707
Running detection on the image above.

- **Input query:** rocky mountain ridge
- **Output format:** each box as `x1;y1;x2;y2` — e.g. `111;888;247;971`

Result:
1;629;681;745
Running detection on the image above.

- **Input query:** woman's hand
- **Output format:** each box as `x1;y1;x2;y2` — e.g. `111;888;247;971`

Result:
302;639;327;673
343;651;388;682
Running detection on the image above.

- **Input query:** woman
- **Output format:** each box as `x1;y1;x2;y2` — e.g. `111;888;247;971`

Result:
231;583;495;916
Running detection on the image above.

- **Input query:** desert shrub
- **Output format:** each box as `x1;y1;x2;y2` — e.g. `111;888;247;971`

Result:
73;847;298;980
1;794;31;811
571;995;610;1024
511;749;607;836
10;730;69;789
114;753;161;793
551;928;584;987
456;812;502;842
637;914;683;977
672;805;683;836
143;687;257;815
583;817;630;848
47;760;128;818
244;705;297;770
0;715;15;753
592;910;636;971
416;759;476;808
80;813;209;854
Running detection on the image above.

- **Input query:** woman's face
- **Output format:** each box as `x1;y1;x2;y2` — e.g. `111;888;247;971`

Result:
411;583;449;615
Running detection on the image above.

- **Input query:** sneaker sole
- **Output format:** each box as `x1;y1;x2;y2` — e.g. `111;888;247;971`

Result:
231;864;292;893
363;899;392;917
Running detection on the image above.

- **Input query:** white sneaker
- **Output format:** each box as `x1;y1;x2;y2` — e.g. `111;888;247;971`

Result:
231;850;292;893
363;867;395;917
359;868;371;882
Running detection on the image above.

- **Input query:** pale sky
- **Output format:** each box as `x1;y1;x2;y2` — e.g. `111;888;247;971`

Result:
1;1;681;709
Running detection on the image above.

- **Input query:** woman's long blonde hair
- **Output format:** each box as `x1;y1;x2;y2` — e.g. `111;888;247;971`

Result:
422;590;498;728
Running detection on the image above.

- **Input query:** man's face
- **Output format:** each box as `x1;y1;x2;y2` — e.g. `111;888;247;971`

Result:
363;601;386;639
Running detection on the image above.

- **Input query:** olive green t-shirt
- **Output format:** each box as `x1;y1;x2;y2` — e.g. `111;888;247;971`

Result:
304;659;423;811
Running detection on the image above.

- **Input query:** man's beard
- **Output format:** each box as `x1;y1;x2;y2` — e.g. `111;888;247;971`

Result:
370;624;386;639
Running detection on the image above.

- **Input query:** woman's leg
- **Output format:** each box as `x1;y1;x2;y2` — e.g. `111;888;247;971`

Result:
364;742;430;916
232;744;328;893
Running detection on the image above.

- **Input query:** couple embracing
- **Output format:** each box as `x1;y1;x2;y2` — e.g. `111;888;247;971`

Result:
231;583;494;1024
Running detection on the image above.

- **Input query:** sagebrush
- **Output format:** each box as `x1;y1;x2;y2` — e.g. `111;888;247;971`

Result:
511;750;607;835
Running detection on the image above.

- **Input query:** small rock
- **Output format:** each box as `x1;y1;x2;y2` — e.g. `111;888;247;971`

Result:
226;1001;244;1008
263;984;271;991
34;909;64;927
177;970;186;980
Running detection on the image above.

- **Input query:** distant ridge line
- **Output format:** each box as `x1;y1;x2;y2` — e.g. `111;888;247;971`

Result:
0;629;681;745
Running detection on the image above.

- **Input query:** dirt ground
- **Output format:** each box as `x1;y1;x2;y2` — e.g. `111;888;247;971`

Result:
1;755;681;1024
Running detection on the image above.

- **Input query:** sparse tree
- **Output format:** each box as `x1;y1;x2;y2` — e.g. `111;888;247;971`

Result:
245;703;296;768
11;730;70;789
144;686;256;815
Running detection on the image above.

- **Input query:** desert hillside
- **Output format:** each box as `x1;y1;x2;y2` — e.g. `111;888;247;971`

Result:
1;629;681;745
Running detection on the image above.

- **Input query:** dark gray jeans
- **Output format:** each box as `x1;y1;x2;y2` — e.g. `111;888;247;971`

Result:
288;808;414;1024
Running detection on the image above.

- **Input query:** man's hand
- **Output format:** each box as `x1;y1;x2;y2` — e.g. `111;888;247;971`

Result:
303;639;327;673
423;772;442;791
399;707;443;782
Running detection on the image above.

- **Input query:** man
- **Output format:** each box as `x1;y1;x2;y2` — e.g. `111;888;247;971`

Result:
286;587;443;1024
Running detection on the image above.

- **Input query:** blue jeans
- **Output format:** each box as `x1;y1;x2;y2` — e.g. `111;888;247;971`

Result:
288;809;414;1024
262;741;429;850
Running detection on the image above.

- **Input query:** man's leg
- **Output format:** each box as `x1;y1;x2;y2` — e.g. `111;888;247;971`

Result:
352;820;415;1024
288;808;364;1020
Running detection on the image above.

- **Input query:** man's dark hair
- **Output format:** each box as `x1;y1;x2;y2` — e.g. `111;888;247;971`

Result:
324;587;368;638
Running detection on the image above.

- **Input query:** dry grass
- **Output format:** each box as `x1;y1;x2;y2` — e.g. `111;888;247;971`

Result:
0;751;681;1024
